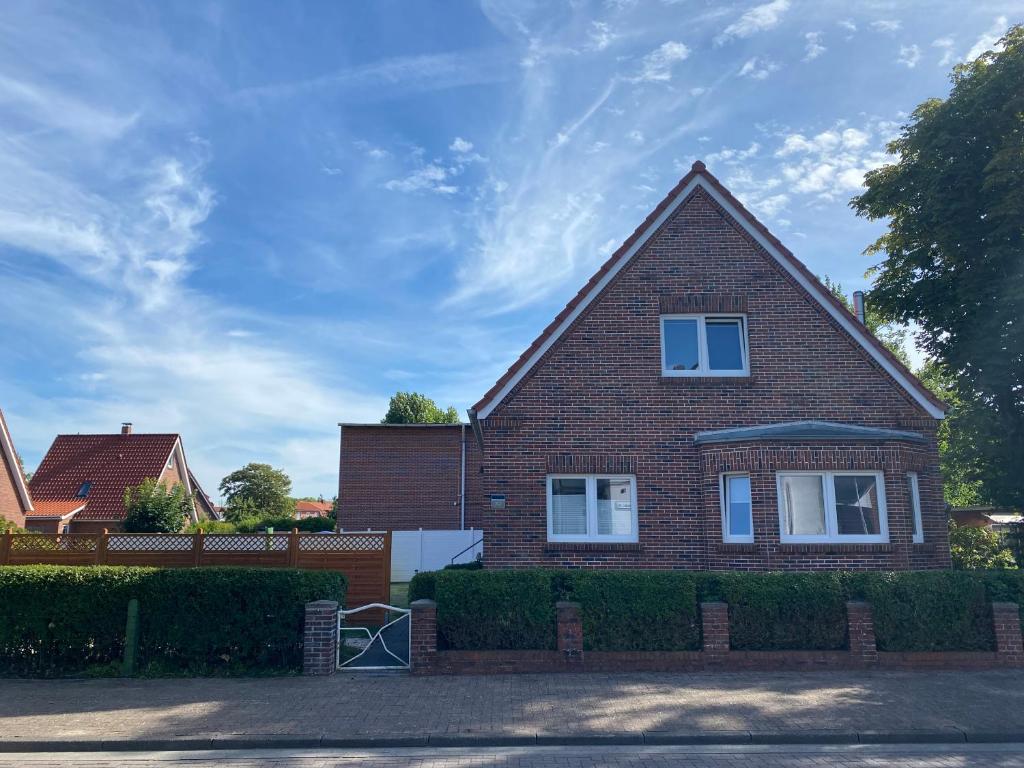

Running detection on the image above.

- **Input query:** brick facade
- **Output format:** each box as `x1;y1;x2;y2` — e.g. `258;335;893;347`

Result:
472;179;948;571
303;600;339;676
338;424;482;531
0;447;27;530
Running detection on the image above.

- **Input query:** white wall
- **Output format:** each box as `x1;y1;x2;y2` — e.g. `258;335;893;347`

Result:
390;529;484;582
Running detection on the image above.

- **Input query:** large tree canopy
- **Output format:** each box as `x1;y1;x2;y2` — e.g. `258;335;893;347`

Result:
219;463;294;521
381;391;461;424
851;25;1024;506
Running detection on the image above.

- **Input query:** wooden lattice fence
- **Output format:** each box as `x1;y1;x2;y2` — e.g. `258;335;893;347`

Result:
0;530;391;612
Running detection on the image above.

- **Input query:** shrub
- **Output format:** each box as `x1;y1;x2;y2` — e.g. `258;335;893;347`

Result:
563;570;700;651
443;559;483;571
184;516;337;534
855;571;994;651
949;521;1017;569
123;479;192;533
408;570;437;602
434;570;556;650
0;566;345;677
699;572;849;651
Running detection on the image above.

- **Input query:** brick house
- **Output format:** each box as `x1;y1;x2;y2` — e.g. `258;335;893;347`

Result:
27;423;215;534
342;162;949;571
0;408;34;530
295;499;333;520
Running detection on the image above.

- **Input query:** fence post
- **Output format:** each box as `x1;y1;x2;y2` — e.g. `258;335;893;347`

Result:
701;602;730;665
0;531;11;565
95;529;109;565
992;602;1024;666
193;529;204;567
410;599;437;675
556;601;583;662
288;528;299;568
847;601;878;666
303;600;339;676
383;530;393;605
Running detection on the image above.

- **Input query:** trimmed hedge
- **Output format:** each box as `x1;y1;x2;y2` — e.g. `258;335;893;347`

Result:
409;568;1024;654
0;566;345;677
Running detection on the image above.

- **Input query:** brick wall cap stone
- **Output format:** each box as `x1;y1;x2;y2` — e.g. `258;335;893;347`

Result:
555;601;582;610
306;600;339;609
410;599;437;609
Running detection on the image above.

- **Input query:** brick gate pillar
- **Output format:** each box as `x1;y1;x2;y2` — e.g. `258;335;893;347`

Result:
303;600;338;676
556;601;583;662
701;602;729;665
846;601;878;666
992;602;1024;666
410;599;438;675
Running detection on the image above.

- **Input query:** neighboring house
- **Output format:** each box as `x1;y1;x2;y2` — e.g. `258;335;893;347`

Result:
340;162;949;571
189;469;223;521
337;424;480;531
27;423;211;534
951;506;1023;532
295;499;333;520
0;408;34;529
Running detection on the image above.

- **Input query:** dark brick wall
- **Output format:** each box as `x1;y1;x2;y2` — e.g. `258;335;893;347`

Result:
0;448;26;530
338;425;482;531
476;187;948;570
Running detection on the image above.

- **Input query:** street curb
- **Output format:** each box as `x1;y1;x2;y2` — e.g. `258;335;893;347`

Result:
1;728;1020;752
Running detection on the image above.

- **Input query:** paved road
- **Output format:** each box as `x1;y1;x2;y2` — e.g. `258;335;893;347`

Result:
5;671;1024;743
3;744;1024;767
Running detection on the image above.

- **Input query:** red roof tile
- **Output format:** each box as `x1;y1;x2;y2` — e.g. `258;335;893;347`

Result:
29;434;179;521
295;500;333;515
471;161;944;418
27;499;87;518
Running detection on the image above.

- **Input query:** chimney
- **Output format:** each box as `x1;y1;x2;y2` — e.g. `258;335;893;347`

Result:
121;422;133;436
852;291;866;325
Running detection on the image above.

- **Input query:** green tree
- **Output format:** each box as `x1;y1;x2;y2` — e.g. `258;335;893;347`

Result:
850;25;1024;507
219;463;295;522
948;520;1017;569
123;478;192;533
821;276;911;366
381;391;460;424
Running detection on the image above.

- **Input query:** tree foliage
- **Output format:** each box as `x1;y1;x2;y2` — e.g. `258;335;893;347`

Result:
850;25;1024;506
123;478;192;533
218;463;294;522
948;521;1017;570
381;391;461;424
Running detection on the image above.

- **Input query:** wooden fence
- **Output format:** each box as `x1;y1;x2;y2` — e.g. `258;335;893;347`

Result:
0;530;391;612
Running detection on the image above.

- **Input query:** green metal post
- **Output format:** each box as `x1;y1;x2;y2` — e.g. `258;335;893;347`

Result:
122;598;139;677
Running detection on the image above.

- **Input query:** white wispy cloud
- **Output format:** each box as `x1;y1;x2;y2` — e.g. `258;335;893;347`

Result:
871;20;902;33
932;37;955;66
897;44;921;68
586;21;617;52
716;0;790;44
738;57;781;80
803;32;826;62
838;20;857;33
384;164;458;194
966;16;1008;61
450;137;474;153
632;41;690;82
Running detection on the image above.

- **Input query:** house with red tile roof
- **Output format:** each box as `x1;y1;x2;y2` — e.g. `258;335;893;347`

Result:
27;423;215;534
339;162;949;571
0;408;34;530
295;499;333;519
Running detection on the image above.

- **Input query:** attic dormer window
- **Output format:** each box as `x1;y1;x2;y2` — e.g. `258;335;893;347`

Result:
661;315;748;376
76;481;91;498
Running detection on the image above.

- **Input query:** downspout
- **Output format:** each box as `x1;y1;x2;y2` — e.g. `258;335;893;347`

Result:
459;423;466;531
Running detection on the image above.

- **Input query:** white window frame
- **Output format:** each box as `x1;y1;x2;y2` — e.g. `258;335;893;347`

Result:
720;473;754;543
546;474;639;543
776;470;889;544
660;314;749;377
907;472;924;543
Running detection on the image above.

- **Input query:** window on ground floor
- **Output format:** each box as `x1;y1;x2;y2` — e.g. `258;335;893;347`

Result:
721;473;753;543
907;472;924;543
777;471;889;543
547;474;638;542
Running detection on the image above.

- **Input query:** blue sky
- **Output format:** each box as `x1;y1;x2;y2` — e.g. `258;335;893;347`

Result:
1;1;1020;498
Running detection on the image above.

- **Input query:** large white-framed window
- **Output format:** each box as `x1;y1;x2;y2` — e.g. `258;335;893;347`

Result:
660;314;749;376
776;470;889;544
721;473;753;543
907;472;924;543
546;474;638;543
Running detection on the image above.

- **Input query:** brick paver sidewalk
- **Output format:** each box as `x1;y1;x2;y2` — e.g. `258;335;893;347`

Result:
3;671;1024;745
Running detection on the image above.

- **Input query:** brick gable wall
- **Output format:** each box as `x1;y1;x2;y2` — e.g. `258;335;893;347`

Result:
339;426;482;531
0;448;27;529
477;187;948;570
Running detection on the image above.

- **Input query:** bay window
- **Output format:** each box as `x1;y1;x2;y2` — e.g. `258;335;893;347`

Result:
777;471;888;543
547;475;638;542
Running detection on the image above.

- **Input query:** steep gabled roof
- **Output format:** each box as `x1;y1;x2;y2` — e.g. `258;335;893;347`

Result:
0;408;33;513
29;433;181;521
471;161;945;421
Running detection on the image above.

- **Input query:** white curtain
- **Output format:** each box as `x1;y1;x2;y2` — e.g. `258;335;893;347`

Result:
782;475;826;535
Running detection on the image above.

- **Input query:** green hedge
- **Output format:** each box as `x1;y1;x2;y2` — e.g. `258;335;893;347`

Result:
701;572;849;651
409;568;1024;654
0;566;346;677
